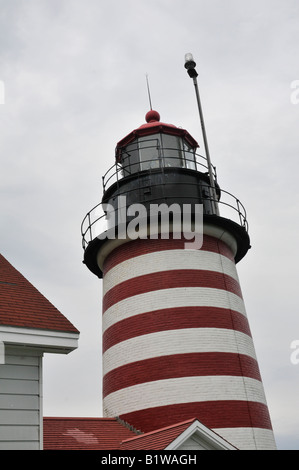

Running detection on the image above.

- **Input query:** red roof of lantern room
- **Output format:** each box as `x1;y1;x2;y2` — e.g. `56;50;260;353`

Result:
0;253;78;334
115;110;199;161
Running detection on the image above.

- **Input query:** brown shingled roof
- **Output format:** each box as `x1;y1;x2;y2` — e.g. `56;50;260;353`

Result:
0;254;78;333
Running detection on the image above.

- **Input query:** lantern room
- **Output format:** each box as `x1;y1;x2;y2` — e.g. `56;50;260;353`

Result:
115;110;199;175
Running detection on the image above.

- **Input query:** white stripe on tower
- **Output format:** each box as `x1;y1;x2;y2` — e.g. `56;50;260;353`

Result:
102;249;240;295
102;328;256;375
100;235;276;450
103;287;247;335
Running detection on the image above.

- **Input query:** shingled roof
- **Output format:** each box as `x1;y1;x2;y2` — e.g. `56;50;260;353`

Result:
0;253;78;333
43;417;233;450
43;417;199;450
119;418;197;450
43;417;139;450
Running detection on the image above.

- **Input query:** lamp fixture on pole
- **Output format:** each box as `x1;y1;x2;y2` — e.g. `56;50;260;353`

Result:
184;53;218;214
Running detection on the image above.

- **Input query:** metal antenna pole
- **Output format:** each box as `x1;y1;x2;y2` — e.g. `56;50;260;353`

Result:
184;54;219;215
146;74;153;110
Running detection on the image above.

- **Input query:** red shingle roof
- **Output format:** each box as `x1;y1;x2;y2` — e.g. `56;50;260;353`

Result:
43;417;200;450
0;254;78;333
43;417;138;450
120;418;197;450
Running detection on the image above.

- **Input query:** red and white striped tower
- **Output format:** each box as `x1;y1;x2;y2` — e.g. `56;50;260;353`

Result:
81;59;276;450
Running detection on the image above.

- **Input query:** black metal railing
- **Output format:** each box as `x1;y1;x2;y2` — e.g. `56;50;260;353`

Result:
81;182;248;250
102;147;217;193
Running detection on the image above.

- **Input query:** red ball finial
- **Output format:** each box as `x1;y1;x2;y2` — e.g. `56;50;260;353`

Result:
145;110;160;123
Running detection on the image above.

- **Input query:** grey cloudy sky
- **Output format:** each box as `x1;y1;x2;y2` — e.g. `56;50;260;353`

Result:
0;0;298;450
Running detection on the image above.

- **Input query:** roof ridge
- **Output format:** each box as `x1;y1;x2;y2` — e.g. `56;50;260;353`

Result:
115;416;143;435
44;417;116;421
120;417;197;443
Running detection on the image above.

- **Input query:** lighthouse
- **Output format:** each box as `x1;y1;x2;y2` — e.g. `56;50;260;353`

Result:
81;56;276;450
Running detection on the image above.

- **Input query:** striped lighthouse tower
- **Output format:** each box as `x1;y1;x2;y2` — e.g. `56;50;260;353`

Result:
81;57;276;450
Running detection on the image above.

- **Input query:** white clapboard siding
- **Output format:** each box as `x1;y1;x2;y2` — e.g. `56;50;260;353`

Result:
0;347;42;450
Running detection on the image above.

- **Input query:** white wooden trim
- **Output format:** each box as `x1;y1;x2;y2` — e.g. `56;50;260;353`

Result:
39;355;43;450
0;341;5;364
0;325;79;354
165;419;237;450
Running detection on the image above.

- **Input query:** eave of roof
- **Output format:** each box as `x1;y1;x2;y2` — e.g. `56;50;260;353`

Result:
0;325;78;355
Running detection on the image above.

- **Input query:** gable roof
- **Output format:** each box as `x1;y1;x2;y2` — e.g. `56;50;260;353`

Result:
164;419;238;450
43;417;138;450
43;417;237;450
120;418;197;450
0;254;78;334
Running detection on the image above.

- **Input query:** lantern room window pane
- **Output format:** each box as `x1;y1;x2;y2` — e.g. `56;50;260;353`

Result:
138;136;161;171
183;141;196;170
121;142;139;175
161;134;184;168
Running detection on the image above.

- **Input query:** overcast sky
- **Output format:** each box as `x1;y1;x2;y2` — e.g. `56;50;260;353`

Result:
0;0;298;450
